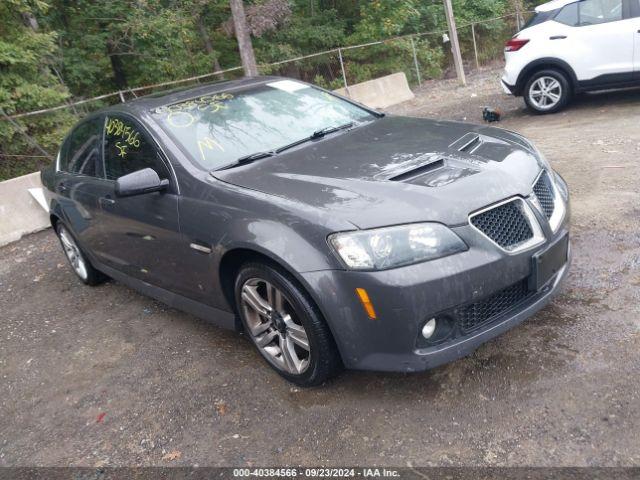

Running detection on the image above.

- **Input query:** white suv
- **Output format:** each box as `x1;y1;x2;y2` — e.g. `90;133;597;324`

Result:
502;0;640;114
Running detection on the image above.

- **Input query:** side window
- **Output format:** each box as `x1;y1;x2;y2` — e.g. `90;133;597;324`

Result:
580;0;622;23
555;0;623;26
629;0;640;16
59;116;104;177
555;3;579;25
103;115;170;181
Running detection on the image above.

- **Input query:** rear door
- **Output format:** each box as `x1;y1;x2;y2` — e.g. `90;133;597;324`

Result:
96;113;184;292
55;115;113;255
551;0;635;83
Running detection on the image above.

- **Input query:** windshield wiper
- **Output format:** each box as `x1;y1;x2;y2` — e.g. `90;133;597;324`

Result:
216;122;355;171
310;122;354;139
236;151;276;163
275;122;355;155
217;150;276;170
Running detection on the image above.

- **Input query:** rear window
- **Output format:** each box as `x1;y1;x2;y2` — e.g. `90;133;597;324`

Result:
554;3;579;25
522;9;558;29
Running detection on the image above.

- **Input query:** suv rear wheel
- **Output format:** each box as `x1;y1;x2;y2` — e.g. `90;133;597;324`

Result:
524;69;571;114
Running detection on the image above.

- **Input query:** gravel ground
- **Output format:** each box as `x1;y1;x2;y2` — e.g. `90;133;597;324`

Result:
1;69;639;467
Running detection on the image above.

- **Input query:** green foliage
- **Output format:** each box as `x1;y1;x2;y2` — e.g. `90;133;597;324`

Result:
0;0;77;180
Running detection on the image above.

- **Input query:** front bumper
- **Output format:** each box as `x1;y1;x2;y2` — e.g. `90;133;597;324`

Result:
301;196;571;373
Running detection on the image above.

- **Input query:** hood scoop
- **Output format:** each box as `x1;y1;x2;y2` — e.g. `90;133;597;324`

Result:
386;156;479;188
389;159;445;182
450;132;513;160
454;133;484;154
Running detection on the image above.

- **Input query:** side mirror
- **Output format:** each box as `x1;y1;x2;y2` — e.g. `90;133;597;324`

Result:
115;168;169;197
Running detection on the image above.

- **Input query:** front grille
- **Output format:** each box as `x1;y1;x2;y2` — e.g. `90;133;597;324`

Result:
456;279;531;333
533;171;555;219
470;200;533;249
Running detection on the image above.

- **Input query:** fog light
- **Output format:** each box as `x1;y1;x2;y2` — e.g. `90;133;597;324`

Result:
422;318;437;339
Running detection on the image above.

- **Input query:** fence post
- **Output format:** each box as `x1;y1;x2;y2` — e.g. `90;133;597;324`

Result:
443;0;467;86
338;48;350;97
410;37;422;86
515;7;522;31
118;91;126;103
471;23;480;70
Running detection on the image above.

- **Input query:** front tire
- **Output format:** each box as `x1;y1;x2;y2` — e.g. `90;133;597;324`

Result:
524;69;571;114
235;262;342;387
55;223;106;286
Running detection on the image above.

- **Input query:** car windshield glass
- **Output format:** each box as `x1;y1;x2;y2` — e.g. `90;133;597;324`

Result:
150;80;376;170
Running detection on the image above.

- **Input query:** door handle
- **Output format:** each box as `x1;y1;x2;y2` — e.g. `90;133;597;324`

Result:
550;35;567;40
58;182;69;193
99;195;116;207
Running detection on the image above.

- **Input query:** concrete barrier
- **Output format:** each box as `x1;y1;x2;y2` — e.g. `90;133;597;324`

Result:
334;72;415;109
0;172;50;247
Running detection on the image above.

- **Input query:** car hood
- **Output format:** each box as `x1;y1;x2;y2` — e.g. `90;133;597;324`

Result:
212;116;544;229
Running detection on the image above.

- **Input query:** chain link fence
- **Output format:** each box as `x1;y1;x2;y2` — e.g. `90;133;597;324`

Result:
0;12;526;180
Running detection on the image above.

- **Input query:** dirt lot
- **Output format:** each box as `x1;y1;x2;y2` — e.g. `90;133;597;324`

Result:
1;69;639;467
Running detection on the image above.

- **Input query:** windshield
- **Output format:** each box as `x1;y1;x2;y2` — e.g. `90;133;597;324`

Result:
151;80;376;170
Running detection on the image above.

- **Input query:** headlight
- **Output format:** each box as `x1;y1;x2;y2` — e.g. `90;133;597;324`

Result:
328;223;468;271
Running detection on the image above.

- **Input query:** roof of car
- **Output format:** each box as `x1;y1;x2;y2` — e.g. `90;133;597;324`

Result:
109;75;286;115
535;0;574;12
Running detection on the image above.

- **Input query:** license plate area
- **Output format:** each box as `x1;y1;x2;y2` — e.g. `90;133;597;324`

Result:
530;234;569;291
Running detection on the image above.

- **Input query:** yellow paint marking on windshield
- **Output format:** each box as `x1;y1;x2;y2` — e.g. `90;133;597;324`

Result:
156;93;234;117
167;111;195;128
197;136;224;162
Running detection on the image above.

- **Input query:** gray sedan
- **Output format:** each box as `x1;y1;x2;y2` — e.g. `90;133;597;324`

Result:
41;76;570;386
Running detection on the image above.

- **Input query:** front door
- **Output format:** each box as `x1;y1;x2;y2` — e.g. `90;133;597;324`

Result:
96;114;183;293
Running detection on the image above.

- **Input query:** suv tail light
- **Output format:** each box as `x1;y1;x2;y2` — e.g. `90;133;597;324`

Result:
505;38;530;52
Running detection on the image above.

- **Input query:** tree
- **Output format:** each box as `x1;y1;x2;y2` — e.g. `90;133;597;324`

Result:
0;0;75;180
229;0;258;76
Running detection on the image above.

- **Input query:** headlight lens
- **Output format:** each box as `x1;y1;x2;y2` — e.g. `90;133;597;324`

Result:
329;223;468;271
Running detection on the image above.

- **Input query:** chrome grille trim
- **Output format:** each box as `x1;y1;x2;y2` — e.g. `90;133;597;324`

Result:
469;197;545;254
531;169;566;233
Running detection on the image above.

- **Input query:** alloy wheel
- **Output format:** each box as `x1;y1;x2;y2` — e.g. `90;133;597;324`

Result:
58;226;88;280
240;278;310;375
529;76;563;110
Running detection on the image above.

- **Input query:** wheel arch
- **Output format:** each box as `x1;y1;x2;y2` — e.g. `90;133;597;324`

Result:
219;246;324;313
218;247;343;358
49;200;65;230
515;58;578;96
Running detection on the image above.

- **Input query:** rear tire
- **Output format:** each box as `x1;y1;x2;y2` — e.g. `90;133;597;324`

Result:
55;223;106;286
524;69;571;114
235;262;342;387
